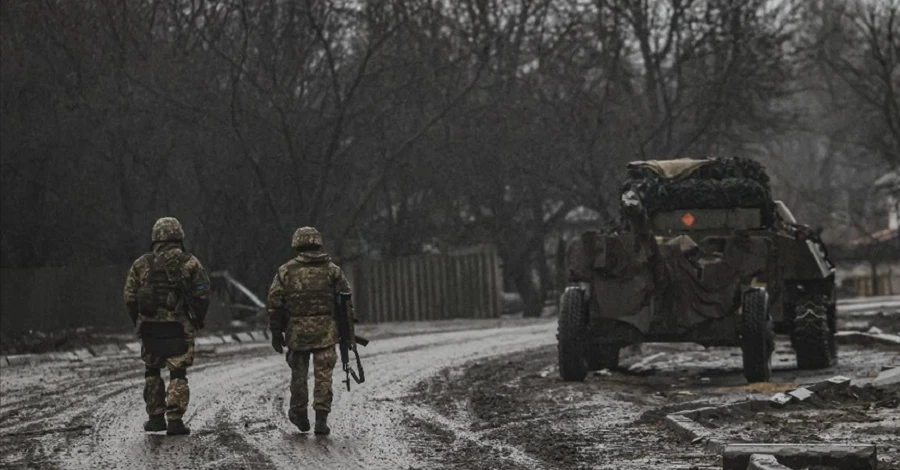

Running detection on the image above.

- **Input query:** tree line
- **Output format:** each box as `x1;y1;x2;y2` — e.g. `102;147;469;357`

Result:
2;0;897;315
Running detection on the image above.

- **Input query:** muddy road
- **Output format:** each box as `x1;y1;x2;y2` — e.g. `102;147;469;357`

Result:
1;322;557;469
405;342;899;470
2;318;898;470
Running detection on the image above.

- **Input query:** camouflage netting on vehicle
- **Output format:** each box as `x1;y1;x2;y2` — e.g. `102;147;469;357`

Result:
622;157;775;223
626;157;771;184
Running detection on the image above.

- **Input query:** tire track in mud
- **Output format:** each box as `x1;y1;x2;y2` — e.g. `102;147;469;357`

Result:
403;341;900;470
1;322;558;469
231;323;559;470
57;353;279;470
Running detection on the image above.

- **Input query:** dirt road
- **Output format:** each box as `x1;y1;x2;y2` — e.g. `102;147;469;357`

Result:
1;318;897;470
0;322;557;469
404;341;899;470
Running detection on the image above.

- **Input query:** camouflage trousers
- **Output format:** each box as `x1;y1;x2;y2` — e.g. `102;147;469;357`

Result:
286;346;337;413
141;341;195;421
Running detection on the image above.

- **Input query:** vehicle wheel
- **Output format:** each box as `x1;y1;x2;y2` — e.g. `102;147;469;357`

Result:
791;296;837;369
585;343;620;370
558;286;588;381
740;288;774;383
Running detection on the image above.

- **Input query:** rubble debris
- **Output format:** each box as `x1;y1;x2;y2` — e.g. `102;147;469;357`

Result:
872;367;900;387
770;393;793;408
722;444;877;470
808;375;851;393
835;331;900;347
787;387;813;402
627;352;666;373
0;327;119;355
234;332;254;343
745;453;792;470
87;344;119;357
664;414;726;454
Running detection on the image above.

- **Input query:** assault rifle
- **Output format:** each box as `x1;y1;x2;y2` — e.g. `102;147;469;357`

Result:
176;282;202;330
335;292;368;391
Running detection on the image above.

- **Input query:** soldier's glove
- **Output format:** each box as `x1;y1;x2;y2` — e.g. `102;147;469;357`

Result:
271;331;285;354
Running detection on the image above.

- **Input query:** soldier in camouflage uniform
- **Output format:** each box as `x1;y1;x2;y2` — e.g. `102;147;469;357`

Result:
123;217;210;436
267;226;353;435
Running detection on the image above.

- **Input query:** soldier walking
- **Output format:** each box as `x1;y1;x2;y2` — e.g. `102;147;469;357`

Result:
123;217;210;435
267;226;354;435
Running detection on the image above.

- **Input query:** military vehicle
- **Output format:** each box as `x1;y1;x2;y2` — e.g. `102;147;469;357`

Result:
559;157;836;383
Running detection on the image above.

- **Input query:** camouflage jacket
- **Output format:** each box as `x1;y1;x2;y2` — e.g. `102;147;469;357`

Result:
267;251;353;351
124;242;211;329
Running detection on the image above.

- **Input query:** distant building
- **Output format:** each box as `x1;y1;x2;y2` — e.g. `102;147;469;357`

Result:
837;170;900;297
874;171;900;230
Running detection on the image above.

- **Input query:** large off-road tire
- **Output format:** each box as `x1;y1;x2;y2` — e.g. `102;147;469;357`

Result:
558;287;588;381
585;343;620;370
791;297;837;370
740;288;775;383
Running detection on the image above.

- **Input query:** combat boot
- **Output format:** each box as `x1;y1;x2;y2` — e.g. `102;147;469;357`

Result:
314;411;330;435
289;409;311;432
143;415;166;432
166;418;191;436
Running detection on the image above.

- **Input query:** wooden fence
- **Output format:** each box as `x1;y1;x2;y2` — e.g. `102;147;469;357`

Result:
345;245;502;322
1;265;134;332
1;265;237;333
0;245;502;332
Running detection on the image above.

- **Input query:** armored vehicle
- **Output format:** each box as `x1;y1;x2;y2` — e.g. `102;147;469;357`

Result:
559;158;836;383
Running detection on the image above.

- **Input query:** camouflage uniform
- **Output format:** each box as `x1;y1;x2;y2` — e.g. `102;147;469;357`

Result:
123;217;210;434
267;227;353;434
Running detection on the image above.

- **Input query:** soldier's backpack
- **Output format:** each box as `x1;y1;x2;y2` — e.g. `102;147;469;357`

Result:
136;252;192;317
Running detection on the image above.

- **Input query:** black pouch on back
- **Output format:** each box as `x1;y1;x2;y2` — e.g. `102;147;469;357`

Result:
140;321;189;358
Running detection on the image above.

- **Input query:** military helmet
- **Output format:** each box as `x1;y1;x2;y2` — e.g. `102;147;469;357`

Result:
292;226;323;249
151;217;185;242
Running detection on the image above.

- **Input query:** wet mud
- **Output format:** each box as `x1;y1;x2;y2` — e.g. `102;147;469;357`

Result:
1;320;897;470
403;342;900;470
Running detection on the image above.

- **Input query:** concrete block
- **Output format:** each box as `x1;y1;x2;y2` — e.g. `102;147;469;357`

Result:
0;356;8;368
770;393;793;408
6;354;40;367
124;342;142;354
220;335;235;344
234;332;254;343
246;331;263;342
663;413;726;454
746;454;792;470
665;414;706;441
88;344;120;357
195;344;217;354
73;349;94;360
809;375;851;393
835;331;900;347
872;367;900;387
787;387;814;402
196;337;219;346
722;444;877;470
825;375;852;389
49;352;79;362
